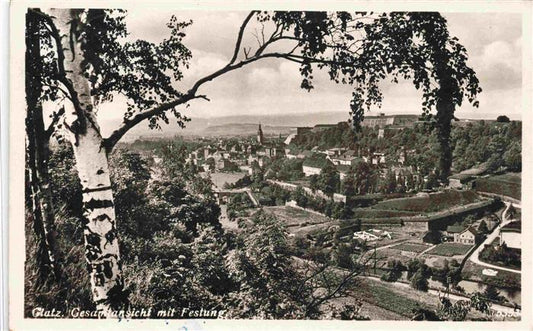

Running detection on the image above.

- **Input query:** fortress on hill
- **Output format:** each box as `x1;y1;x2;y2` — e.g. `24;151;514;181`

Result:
296;113;420;136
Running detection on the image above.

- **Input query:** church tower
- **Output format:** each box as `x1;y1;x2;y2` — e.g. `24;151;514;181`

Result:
257;123;265;145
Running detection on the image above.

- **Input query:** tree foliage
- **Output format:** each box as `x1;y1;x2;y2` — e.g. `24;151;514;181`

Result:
27;7;485;315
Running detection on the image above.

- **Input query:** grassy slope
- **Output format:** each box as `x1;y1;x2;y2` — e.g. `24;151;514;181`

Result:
475;173;521;200
371;190;481;213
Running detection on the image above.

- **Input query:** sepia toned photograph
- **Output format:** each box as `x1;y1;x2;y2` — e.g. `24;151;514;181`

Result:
11;2;529;328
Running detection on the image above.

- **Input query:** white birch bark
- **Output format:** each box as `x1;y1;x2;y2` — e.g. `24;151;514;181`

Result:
47;8;125;312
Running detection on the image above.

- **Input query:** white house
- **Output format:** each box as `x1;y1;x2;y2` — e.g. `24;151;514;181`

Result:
302;165;322;176
499;221;521;249
454;227;479;245
353;231;379;241
302;155;332;176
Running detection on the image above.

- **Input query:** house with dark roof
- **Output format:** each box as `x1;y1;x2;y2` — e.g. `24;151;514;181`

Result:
444;224;465;241
302;154;333;176
448;162;490;189
336;164;351;180
329;150;360;166
455;227;481;245
499;221;521;249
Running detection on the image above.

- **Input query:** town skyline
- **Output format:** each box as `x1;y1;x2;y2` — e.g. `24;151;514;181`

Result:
43;10;522;134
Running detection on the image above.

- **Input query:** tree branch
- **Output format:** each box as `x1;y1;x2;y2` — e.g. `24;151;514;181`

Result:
45;107;65;139
33;9;87;131
101;13;369;152
229;11;256;65
103;94;192;152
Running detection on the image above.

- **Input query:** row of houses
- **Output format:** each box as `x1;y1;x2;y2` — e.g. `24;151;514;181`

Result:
423;218;521;250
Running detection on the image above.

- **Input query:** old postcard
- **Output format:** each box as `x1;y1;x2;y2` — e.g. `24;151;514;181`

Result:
8;0;532;330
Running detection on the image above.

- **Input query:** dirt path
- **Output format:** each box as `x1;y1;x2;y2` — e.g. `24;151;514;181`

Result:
469;202;521;274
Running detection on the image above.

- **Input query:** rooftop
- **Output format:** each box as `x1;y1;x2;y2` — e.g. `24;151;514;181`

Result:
446;225;466;233
303;154;333;169
501;221;521;233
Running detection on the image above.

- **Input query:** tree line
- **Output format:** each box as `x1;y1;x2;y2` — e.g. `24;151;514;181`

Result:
26;8;482;313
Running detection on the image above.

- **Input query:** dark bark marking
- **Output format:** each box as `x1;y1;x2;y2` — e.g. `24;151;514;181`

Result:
85;198;114;211
94;271;105;286
93;213;112;223
85;230;102;260
103;260;114;278
96;168;104;175
82;185;112;194
104;229;116;248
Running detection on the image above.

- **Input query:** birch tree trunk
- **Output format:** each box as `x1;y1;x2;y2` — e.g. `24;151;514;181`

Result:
26;108;60;282
48;8;126;312
26;9;61;282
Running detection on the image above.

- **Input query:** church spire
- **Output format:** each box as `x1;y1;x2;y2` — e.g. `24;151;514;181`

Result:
257;123;264;145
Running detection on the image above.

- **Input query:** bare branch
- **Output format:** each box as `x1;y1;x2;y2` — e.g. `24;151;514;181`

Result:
229;11;257;65
102;93;199;152
260;22;265;45
251;29;262;49
101;13;369;151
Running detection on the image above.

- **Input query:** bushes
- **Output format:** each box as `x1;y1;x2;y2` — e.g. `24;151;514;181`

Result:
380;260;405;282
407;259;432;292
24;211;93;317
431;259;462;288
335;243;355;269
479;243;521;269
227;193;254;221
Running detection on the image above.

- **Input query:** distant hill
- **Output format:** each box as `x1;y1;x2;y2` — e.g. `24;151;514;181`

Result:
100;111;351;141
201;123;293;137
100;110;521;141
202;111;352;127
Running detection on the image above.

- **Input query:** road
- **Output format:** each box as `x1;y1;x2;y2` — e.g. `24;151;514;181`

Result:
416;245;437;258
293;255;520;317
363;275;520;316
468;202;521;274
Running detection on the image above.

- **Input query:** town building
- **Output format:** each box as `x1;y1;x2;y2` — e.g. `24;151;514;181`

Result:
302;154;333;176
216;158;235;171
257;124;265;145
445;225;466;241
499;221;521;249
455;227;480;245
336;164;350;180
329;150;360;166
360;113;419;129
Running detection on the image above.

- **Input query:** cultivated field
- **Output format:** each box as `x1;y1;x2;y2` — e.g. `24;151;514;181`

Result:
427;243;472;257
392;242;431;253
209;171;247;189
263;206;336;235
352;208;419;218
462;260;521;290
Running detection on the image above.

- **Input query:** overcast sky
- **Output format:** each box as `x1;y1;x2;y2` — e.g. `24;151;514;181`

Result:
96;10;522;126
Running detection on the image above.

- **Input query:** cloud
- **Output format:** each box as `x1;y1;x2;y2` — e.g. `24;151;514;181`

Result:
95;10;523;128
444;13;522;57
471;38;522;91
182;49;228;82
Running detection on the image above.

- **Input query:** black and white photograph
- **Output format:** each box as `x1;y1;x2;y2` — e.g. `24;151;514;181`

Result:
7;1;532;329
